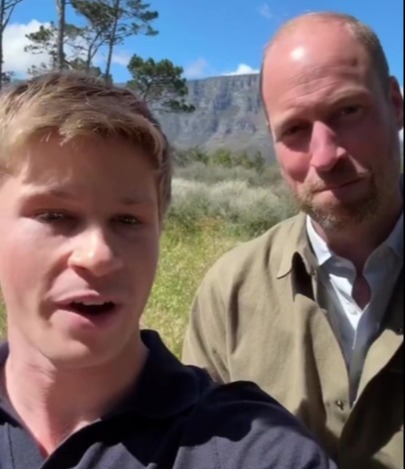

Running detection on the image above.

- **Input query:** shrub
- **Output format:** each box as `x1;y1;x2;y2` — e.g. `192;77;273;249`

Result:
169;177;297;237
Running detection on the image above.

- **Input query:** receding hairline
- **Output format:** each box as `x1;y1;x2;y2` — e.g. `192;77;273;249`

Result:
263;12;377;56
259;11;391;118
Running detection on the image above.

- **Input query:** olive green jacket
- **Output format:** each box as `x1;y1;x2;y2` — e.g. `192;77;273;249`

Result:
182;213;403;469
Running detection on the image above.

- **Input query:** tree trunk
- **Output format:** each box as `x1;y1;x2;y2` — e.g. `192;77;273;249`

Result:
0;0;5;89
104;0;120;83
56;0;66;70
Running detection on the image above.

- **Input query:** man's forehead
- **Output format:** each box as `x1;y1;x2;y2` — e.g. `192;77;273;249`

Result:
268;17;350;50
262;23;370;94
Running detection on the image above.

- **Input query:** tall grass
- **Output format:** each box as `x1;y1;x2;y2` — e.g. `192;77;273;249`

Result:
0;302;5;339
170;176;296;237
142;220;245;356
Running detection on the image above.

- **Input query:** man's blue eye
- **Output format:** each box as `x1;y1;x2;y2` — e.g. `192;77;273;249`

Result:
339;105;361;116
285;125;302;136
116;215;140;226
37;212;71;223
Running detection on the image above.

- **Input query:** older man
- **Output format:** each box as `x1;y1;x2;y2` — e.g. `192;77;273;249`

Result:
183;12;403;469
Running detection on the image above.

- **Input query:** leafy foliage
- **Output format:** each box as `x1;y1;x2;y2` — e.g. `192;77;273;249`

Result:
95;0;159;81
104;0;158;43
0;0;24;88
127;54;194;113
174;147;266;172
24;22;88;75
11;0;192;113
70;0;116;72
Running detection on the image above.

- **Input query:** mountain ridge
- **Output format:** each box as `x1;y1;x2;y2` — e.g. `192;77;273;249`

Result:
156;73;276;161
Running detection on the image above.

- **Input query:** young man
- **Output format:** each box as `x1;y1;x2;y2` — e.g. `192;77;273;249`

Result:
183;12;403;469
0;72;335;468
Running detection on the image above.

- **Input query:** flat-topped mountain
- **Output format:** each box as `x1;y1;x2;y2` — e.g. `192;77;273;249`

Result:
156;74;276;161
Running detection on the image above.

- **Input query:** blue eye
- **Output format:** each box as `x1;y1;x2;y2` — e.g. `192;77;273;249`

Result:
116;215;140;226
338;105;361;117
285;125;303;136
37;211;72;223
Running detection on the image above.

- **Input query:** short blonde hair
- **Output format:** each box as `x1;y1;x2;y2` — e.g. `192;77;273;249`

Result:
0;71;172;219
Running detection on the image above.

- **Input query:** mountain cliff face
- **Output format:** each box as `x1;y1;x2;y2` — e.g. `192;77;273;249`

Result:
156;73;276;161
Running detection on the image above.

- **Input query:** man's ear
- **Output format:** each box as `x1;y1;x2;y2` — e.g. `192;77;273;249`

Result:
388;76;404;131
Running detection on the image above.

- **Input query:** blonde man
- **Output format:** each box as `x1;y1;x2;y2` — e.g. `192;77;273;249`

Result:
183;12;403;469
0;72;335;469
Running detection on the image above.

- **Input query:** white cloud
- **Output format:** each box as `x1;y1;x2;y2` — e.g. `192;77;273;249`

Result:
111;51;131;67
258;3;273;20
2;20;132;77
3;20;52;75
184;58;209;79
223;64;259;76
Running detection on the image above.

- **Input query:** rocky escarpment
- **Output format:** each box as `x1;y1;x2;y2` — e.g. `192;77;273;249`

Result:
156;73;276;161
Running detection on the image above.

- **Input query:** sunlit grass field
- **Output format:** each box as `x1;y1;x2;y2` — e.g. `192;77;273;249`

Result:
142;219;245;356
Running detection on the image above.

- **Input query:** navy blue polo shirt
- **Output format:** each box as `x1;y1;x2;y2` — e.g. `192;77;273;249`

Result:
0;331;336;469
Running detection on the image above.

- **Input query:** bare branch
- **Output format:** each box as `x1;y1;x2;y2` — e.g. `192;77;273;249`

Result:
1;0;24;32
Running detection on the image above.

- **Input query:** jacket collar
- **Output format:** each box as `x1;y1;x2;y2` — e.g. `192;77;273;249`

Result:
276;212;318;279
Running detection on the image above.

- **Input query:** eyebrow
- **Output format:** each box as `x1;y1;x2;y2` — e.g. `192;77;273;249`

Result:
22;187;156;206
272;89;370;128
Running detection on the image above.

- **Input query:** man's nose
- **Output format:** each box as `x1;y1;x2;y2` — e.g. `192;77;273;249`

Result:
68;228;124;277
309;121;345;172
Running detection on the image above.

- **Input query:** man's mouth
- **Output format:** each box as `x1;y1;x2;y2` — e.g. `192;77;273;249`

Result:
69;301;117;316
314;176;365;193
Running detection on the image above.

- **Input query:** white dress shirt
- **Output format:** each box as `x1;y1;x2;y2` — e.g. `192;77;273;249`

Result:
306;212;403;404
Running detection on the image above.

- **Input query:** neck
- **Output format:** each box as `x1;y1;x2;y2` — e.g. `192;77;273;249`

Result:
313;193;403;272
2;335;147;457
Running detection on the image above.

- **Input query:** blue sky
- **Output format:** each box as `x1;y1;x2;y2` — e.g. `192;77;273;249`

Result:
4;0;404;86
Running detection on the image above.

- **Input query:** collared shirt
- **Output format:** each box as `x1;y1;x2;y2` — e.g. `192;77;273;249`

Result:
306;213;404;402
0;330;334;469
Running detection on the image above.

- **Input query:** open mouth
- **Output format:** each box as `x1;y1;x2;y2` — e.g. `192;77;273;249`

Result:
68;301;117;316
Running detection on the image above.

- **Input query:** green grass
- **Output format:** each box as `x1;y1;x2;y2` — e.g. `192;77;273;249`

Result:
143;219;245;356
0;301;5;339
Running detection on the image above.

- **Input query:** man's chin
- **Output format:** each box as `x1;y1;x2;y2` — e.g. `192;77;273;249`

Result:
39;339;125;371
303;200;379;232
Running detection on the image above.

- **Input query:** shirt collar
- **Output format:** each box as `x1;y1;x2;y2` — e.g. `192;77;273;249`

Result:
0;331;213;422
306;216;333;267
383;211;403;259
113;330;213;420
306;209;404;268
0;342;7;368
276;212;318;278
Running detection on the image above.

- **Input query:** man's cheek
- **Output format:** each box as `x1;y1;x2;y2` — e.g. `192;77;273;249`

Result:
1;247;37;298
279;155;311;184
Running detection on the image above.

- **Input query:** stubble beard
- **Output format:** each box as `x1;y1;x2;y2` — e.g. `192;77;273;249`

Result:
294;179;381;233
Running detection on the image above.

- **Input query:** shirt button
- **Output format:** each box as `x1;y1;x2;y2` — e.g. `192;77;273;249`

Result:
335;400;345;411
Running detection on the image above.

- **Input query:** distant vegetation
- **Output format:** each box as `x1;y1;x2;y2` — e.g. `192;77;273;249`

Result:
0;150;297;354
170;148;295;239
